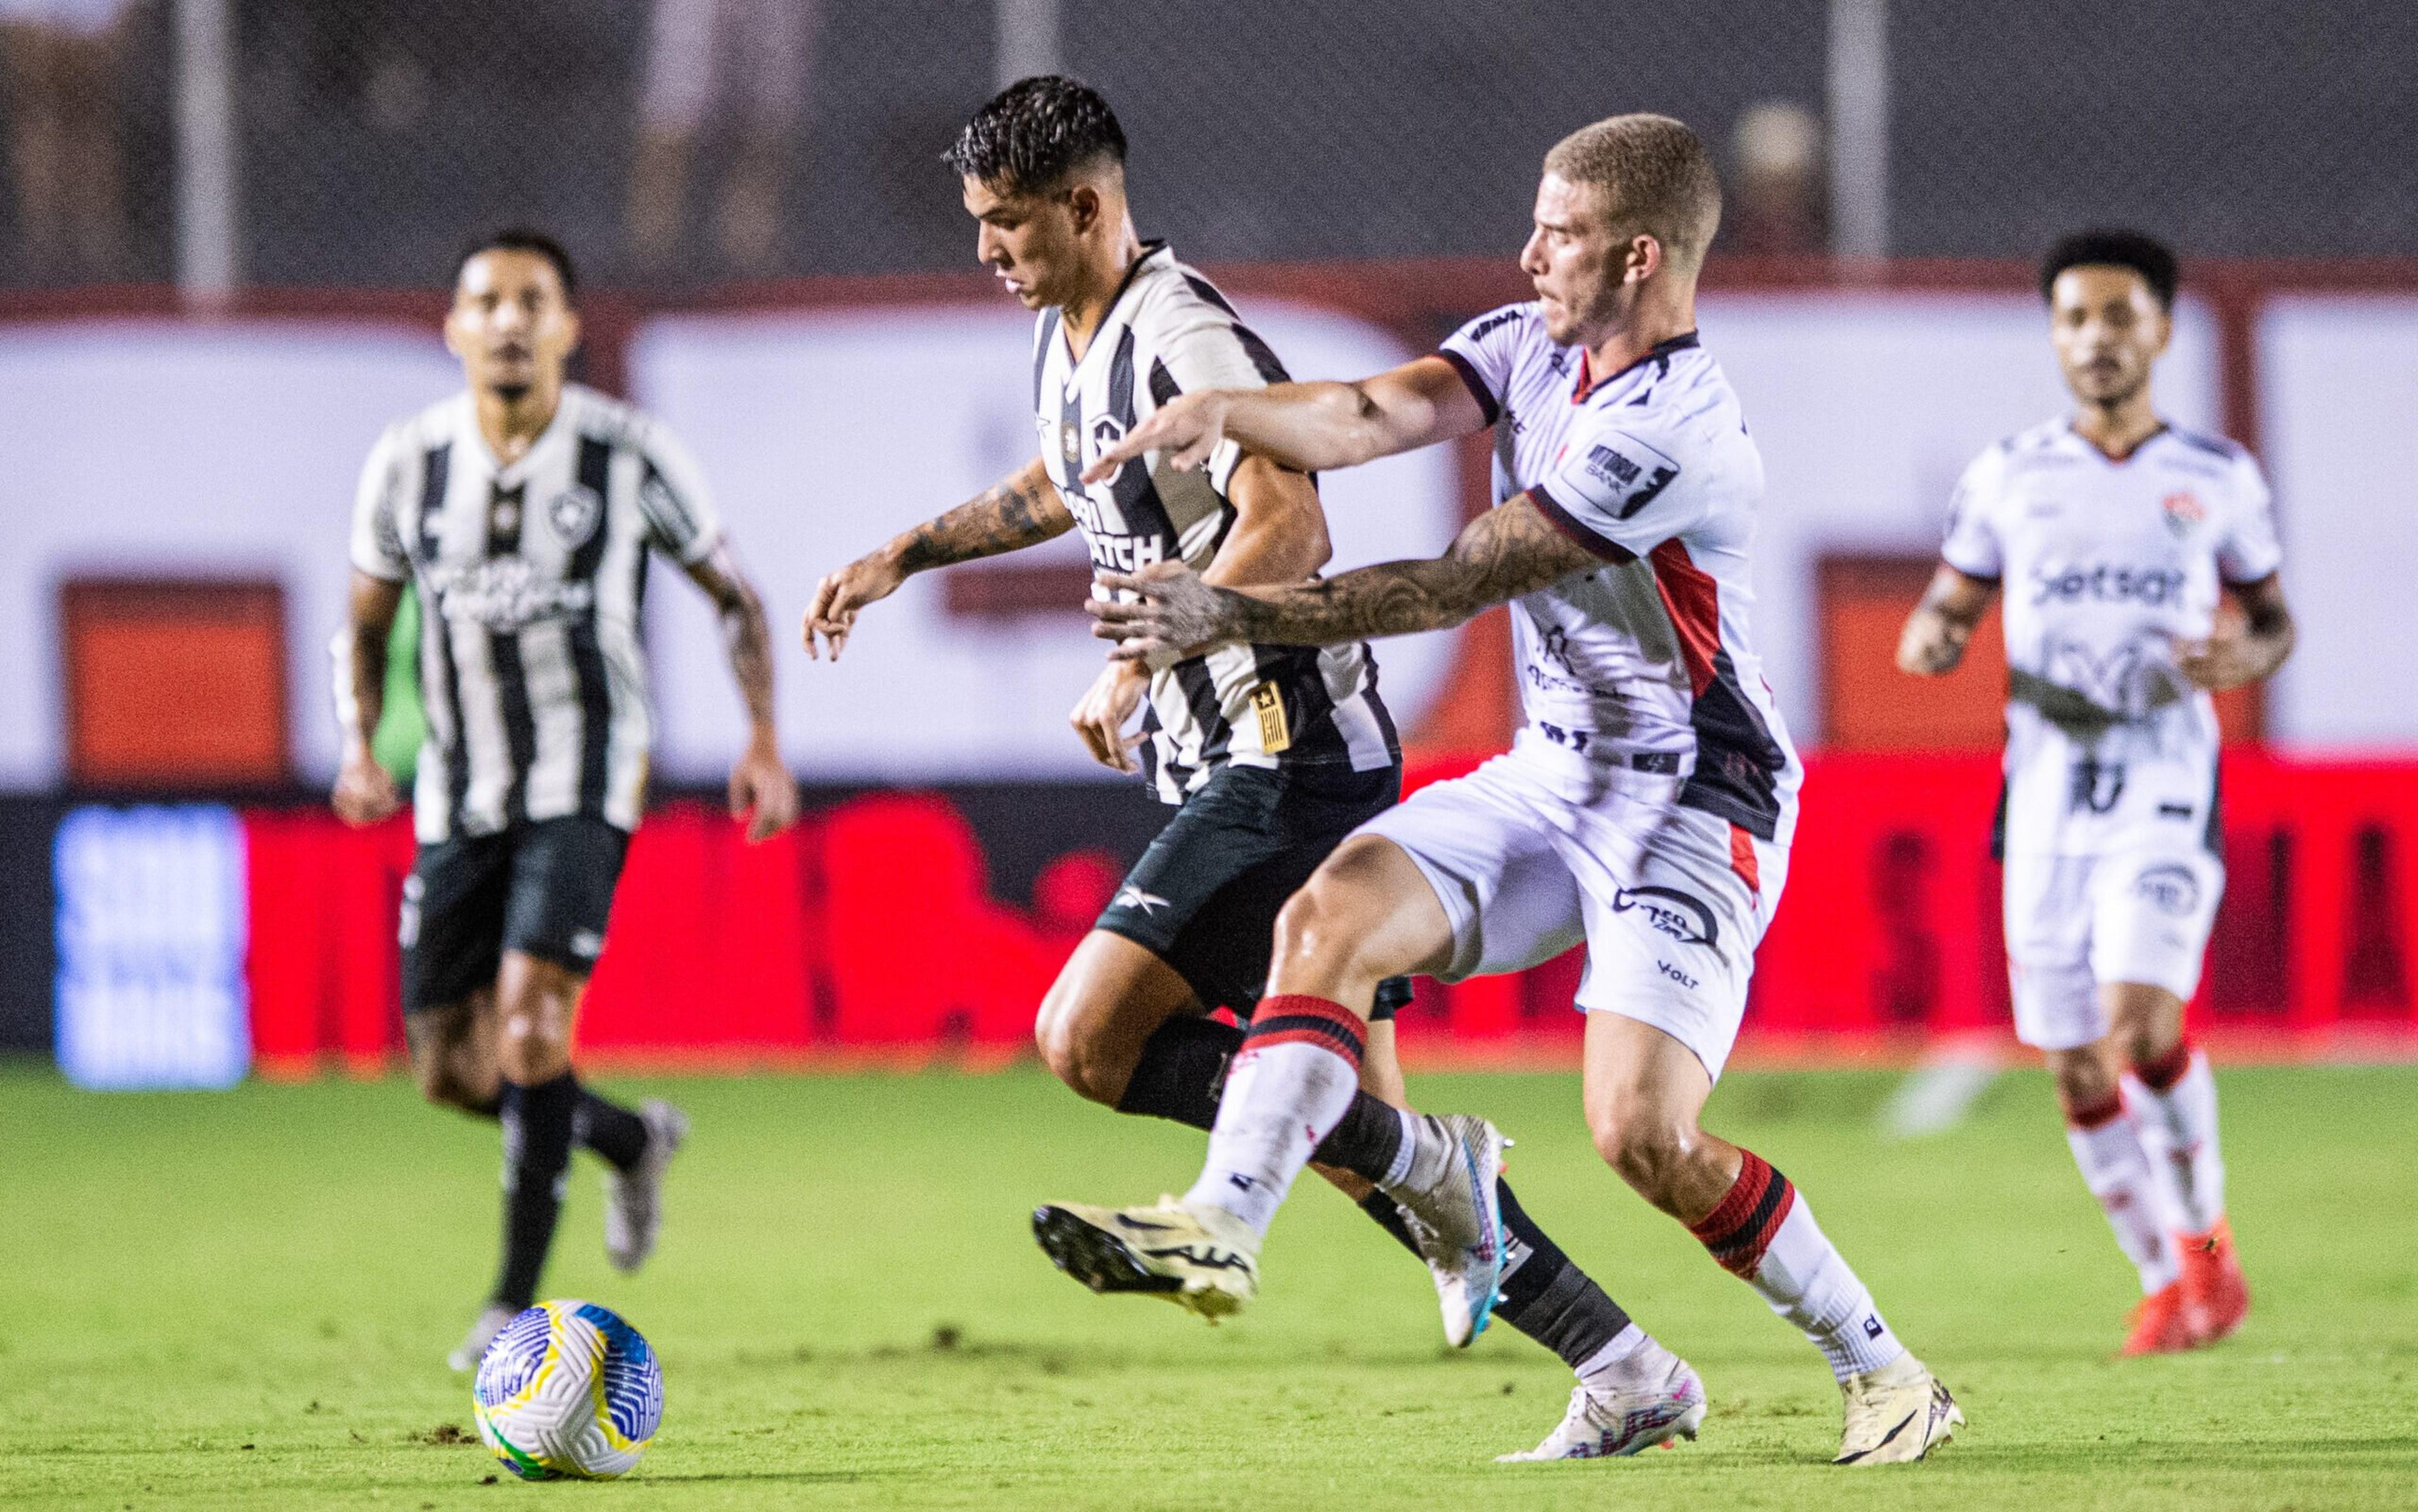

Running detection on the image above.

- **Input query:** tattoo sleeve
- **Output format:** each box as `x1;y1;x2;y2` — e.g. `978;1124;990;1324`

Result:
1215;494;1599;647
893;463;1073;573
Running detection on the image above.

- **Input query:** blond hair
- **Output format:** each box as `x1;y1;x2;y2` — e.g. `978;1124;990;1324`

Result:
1543;114;1722;269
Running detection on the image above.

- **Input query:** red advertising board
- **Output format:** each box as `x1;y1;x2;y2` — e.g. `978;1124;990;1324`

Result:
239;753;2418;1076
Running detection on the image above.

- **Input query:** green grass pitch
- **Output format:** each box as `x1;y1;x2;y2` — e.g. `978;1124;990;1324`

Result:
3;1062;2414;1509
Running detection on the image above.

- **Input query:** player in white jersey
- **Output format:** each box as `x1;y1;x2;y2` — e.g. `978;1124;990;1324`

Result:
1059;114;1958;1466
1900;231;2294;1356
333;230;800;1368
807;77;1654;1400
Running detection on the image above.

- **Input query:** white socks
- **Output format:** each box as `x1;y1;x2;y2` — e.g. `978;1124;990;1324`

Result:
1184;996;1366;1236
2065;1093;2184;1293
1688;1151;1905;1382
2128;1047;2227;1235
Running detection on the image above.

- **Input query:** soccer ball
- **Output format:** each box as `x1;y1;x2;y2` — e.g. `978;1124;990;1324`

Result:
471;1300;664;1480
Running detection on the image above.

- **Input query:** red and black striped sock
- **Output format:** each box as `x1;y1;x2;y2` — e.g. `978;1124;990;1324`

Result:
1184;994;1368;1234
2133;1039;2194;1093
1687;1149;1797;1279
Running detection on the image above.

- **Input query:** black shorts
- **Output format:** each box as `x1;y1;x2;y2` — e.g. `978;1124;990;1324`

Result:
400;815;630;1013
1096;761;1413;1021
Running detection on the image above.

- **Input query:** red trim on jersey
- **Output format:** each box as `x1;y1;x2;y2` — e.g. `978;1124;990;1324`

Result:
1649;538;1722;697
1728;823;1761;894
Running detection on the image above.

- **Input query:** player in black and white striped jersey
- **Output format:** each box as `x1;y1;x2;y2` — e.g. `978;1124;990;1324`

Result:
806;77;1642;1391
334;229;798;1370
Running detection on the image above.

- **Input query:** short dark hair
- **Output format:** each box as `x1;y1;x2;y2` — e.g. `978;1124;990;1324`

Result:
941;75;1126;195
2040;229;2177;311
454;228;578;299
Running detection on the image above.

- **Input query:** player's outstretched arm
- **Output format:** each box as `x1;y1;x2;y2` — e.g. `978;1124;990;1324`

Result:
1088;492;1596;659
804;457;1071;660
1896;564;1998;676
681;541;799;842
1081;356;1490;482
1068;454;1332;773
331;569;406;826
2177;571;2295;691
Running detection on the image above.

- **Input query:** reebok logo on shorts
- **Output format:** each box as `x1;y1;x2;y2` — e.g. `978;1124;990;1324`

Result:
1612;885;1718;948
1113;885;1171;915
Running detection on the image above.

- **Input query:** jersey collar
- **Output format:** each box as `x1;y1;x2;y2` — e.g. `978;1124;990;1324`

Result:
1573;331;1700;403
1059;240;1171;367
2065;417;2170;465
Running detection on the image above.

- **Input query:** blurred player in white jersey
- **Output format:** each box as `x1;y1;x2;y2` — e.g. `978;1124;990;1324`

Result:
1056;114;1960;1466
1899;231;2295;1355
805;77;1653;1400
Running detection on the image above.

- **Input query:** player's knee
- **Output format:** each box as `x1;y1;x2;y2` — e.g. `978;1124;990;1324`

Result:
1270;879;1383;984
1033;1016;1123;1106
1587;1100;1694;1205
2049;1049;2119;1117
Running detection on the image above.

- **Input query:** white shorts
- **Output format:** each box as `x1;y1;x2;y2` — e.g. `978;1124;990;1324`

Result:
2002;844;2225;1051
1356;733;1787;1080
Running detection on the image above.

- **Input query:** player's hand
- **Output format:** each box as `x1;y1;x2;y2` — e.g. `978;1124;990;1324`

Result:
1069;658;1152;773
331;744;401;827
1089;560;1240;664
2176;619;2259;691
1895;610;1968;676
803;550;906;661
728;730;799;843
1081;390;1230;484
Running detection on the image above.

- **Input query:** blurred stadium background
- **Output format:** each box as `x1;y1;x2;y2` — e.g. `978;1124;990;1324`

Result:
3;0;2416;1090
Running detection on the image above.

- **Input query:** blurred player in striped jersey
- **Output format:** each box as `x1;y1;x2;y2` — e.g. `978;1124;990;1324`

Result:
807;77;1655;1429
334;230;798;1368
1900;230;2293;1354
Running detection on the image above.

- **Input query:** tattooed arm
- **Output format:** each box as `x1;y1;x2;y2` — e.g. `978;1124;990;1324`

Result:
804;457;1072;660
1089;492;1600;659
682;540;799;841
1895;564;1999;676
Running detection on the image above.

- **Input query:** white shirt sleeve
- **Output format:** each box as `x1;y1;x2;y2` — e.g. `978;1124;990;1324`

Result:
348;424;411;582
1528;409;1708;559
635;418;724;564
1939;447;2006;581
2216;455;2284;584
1434;304;1531;426
1149;306;1282;496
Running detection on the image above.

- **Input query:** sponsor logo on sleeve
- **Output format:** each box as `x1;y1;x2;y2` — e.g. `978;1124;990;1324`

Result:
1577;433;1681;518
1612;885;1718;948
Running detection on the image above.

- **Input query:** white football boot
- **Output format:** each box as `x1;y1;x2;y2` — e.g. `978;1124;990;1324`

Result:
1833;1353;1963;1465
1498;1350;1708;1461
604;1100;688;1273
1031;1197;1261;1320
1387;1113;1510;1346
447;1303;516;1373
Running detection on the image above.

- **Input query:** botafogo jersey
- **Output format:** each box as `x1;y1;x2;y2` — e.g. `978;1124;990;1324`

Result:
1035;241;1398;804
1941;418;2283;857
349;384;722;843
1437;304;1800;844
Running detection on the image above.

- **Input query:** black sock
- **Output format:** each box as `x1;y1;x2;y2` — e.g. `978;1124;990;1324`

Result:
453;1083;642;1174
1492;1179;1633;1368
1361;1180;1631;1370
1115;1016;1245;1129
1356;1188;1424;1257
492;1072;578;1311
1113;1009;1628;1366
1118;1015;1409;1181
573;1086;648;1174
